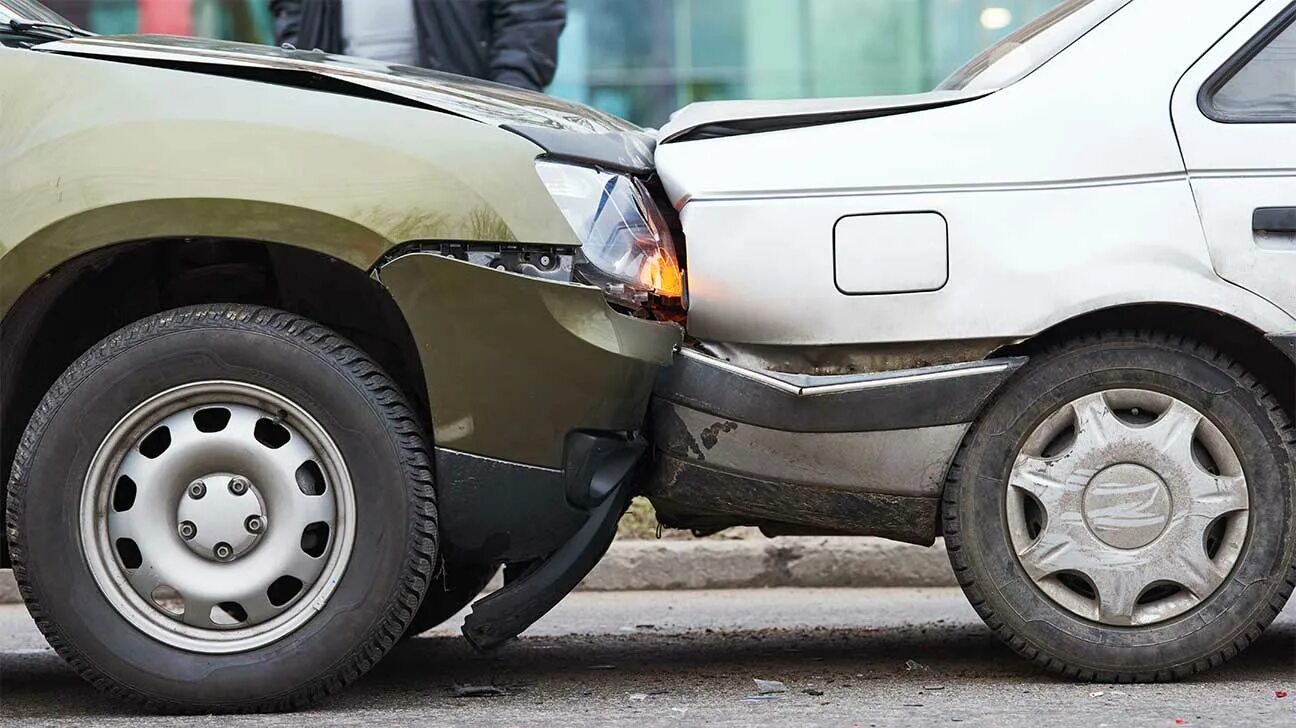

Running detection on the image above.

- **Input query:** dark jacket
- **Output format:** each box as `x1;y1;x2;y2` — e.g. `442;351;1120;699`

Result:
269;0;565;91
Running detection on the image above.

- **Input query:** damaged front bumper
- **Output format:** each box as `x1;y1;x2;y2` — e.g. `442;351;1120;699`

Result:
375;251;681;562
645;348;1026;544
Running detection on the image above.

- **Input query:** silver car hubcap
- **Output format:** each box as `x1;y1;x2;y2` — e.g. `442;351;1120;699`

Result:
80;381;356;653
1006;389;1249;626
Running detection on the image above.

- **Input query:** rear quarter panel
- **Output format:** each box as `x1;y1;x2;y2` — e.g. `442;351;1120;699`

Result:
656;0;1295;346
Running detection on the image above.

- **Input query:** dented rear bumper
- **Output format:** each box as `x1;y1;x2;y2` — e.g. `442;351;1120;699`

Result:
645;348;1025;544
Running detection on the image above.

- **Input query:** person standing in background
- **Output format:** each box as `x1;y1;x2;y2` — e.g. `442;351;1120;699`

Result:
268;0;565;92
139;0;194;35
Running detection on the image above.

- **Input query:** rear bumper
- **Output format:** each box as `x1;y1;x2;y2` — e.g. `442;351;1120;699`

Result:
644;348;1025;543
1268;333;1296;365
655;348;1023;432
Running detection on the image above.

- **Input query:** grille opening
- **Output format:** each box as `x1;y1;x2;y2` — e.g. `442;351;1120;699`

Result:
150;585;184;616
138;426;171;458
1137;582;1183;605
112;475;137;512
301;521;330;558
1204;516;1230;559
1022;492;1047;541
1192;439;1222;476
1040;424;1076;458
295;460;326;496
212;602;248;625
267;575;304;607
193;407;232;433
1056;571;1096;600
115;538;143;569
254;418;291;449
1113;406;1158;427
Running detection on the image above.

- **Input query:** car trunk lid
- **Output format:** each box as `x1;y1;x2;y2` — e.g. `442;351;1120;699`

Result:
657;89;991;144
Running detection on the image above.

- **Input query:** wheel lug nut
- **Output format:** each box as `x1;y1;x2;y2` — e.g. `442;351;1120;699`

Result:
213;542;234;561
228;477;248;496
245;515;265;534
178;521;197;540
187;480;206;499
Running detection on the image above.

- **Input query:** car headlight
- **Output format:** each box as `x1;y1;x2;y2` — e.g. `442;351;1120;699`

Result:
536;161;685;309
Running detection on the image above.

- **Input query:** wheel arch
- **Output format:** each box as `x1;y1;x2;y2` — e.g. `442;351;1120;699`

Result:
0;199;398;316
935;301;1296;529
993;302;1295;418
0;236;431;567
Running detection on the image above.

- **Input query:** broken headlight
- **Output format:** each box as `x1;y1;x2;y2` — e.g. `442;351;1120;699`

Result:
536;161;684;310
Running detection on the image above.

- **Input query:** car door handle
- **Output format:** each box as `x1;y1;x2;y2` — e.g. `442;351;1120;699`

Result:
1252;207;1296;233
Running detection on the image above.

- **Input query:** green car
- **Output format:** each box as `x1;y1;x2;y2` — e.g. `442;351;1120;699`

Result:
0;1;683;711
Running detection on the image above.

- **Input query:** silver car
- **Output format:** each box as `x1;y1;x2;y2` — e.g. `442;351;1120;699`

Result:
647;0;1296;681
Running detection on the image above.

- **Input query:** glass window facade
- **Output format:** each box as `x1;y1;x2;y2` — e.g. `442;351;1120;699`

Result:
42;0;271;39
550;0;1063;126
43;0;1061;127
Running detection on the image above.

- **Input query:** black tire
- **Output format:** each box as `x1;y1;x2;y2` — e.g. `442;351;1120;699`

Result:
944;330;1296;681
402;561;499;637
5;305;438;712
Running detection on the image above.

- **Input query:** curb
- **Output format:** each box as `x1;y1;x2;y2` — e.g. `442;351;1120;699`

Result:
0;538;954;605
578;537;955;591
0;569;16;605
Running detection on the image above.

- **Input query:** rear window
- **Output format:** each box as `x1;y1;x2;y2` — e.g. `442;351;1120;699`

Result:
1206;6;1296;121
939;0;1131;91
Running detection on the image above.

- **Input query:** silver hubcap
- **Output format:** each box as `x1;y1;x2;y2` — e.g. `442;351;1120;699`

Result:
80;381;355;653
1007;389;1249;626
176;474;268;561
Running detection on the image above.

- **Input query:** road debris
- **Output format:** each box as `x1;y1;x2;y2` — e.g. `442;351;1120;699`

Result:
924;684;945;691
1089;691;1105;698
803;689;825;696
754;679;787;694
1276;690;1289;698
904;659;928;672
629;693;648;701
451;684;505;698
587;664;617;670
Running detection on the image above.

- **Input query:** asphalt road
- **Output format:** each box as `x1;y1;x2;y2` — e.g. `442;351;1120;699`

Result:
2;587;1293;727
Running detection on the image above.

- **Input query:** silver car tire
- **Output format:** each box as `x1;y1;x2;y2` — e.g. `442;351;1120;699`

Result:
944;331;1296;681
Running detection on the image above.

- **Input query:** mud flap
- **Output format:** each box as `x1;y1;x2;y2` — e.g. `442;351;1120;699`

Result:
460;443;641;651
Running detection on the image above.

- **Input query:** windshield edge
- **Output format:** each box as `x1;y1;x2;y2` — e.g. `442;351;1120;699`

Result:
938;0;1134;91
0;0;77;28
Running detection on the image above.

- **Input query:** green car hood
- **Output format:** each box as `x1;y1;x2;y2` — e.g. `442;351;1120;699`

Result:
35;35;655;171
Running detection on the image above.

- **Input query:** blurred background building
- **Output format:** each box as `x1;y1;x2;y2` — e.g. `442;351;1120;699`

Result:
42;0;1059;127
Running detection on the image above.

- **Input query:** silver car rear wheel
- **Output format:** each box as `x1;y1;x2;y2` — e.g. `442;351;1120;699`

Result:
80;380;356;654
1006;388;1249;627
944;331;1295;682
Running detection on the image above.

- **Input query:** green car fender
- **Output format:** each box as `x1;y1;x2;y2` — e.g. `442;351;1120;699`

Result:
376;253;681;468
0;46;576;313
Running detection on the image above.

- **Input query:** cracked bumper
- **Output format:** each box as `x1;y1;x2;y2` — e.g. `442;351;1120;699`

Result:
643;349;1026;543
377;252;680;468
